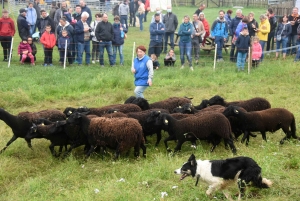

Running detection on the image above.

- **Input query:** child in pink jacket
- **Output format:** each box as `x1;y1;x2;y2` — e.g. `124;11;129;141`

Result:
18;38;35;65
251;36;262;68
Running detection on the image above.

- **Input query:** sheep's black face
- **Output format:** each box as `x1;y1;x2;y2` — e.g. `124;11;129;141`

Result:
133;98;150;110
146;111;160;124
63;107;77;117
197;99;209;109
66;113;82;125
208;95;225;106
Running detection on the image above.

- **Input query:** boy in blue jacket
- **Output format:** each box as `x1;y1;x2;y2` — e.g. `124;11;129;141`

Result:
236;27;250;71
58;30;72;65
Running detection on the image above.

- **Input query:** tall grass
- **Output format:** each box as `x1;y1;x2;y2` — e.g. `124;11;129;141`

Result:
0;6;300;201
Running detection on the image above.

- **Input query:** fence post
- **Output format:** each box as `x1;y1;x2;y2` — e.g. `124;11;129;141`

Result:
213;44;217;70
132;42;135;69
8;37;13;68
63;39;67;69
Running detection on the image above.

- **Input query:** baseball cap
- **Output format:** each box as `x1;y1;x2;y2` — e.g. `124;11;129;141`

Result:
19;8;27;13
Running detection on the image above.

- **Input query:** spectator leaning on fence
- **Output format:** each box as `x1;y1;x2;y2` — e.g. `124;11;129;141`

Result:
163;5;178;53
178;15;194;70
37;10;55;37
191;13;205;65
90;13;102;64
74;11;91;66
26;2;37;35
80;0;92;25
257;14;270;62
229;9;243;62
112;15;127;66
17;9;30;40
119;0;129;30
274;15;292;60
211;10;228;63
148;13;165;58
95;13;114;67
0;9;15;62
266;8;277;53
287;7;300;55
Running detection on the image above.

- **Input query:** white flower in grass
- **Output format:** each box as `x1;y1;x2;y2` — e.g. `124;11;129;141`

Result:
172;186;178;189
117;178;125;182
94;188;100;194
161;192;168;198
81;164;85;168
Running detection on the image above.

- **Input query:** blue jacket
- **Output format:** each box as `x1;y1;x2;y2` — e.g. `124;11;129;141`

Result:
236;33;250;53
149;21;165;42
235;22;248;37
178;22;193;43
133;55;152;86
224;14;231;26
74;20;91;43
81;5;92;25
58;36;70;49
56;21;74;43
229;15;243;36
26;7;37;25
276;23;292;38
112;23;127;45
211;19;228;38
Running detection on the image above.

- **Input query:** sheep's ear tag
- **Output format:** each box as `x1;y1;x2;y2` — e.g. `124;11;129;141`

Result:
114;111;117;113
179;106;182;108
184;133;188;138
234;109;239;114
158;111;161;113
164;119;168;124
68;111;72;115
41;123;44;126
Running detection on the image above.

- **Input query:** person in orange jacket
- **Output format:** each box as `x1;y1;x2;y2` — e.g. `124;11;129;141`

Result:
40;25;56;66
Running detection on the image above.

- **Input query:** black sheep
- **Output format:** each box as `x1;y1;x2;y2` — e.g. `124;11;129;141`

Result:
208;95;271;112
0;108;66;153
223;105;299;145
151;112;236;154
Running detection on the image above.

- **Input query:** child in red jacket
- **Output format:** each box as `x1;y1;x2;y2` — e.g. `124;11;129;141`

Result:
40;25;56;66
18;38;35;65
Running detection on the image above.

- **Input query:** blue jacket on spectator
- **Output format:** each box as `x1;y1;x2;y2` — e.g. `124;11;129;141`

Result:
74;20;91;43
26;7;37;25
229;15;243;36
149;21;165;42
112;22;128;46
211;19;228;38
235;22;248;37
224;13;232;26
58;36;70;49
178;22;193;43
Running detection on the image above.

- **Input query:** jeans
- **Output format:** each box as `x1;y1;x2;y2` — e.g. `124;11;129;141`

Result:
259;40;266;61
105;1;111;12
287;34;298;55
164;32;174;52
77;41;91;64
236;52;247;70
0;36;12;60
99;41;114;65
294;40;300;61
266;31;275;51
191;37;200;60
138;13;145;31
29;25;35;35
92;41;100;61
113;45;124;64
215;36;224;59
134;86;148;98
276;37;288;54
148;40;163;57
120;15;128;29
179;41;192;66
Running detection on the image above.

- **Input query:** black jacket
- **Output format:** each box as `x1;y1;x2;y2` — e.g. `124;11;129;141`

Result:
95;21;114;41
17;14;30;40
236;33;250;53
269;16;277;32
37;16;55;36
247;19;258;37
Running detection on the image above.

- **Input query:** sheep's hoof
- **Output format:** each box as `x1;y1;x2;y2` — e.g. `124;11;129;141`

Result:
280;140;285;145
190;145;197;149
168;152;174;157
166;147;172;152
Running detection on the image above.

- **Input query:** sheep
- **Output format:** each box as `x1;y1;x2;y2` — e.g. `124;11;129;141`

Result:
26;120;70;157
194;99;210;110
0;108;66;153
208;95;271;112
66;113;146;159
173;103;226;114
223;105;299;145
148;111;236;154
63;104;141;117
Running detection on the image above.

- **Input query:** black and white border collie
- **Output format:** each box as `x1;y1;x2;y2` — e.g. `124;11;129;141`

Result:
174;154;272;200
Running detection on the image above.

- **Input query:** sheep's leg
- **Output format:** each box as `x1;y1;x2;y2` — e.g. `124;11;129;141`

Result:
0;135;18;154
155;130;162;147
24;138;33;150
164;135;176;152
49;144;57;157
237;179;246;199
86;145;95;157
140;143;146;157
261;131;267;142
174;140;185;153
114;147;121;160
225;139;237;155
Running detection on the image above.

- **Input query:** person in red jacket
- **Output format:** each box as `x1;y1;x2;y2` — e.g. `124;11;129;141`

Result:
0;9;15;62
144;0;150;22
199;12;210;47
40;25;56;66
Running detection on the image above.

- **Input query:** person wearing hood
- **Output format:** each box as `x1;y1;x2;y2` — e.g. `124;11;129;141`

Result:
211;10;228;62
119;0;129;30
257;14;270;62
0;9;15;61
26;2;37;35
229;9;243;62
80;0;92;25
112;15;128;65
199;12;210;47
178;15;194;70
56;17;74;64
266;8;277;52
235;27;250;71
163;5;178;53
17;8;30;40
37;10;55;36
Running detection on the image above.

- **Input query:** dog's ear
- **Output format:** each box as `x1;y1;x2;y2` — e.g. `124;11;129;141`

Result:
188;154;196;166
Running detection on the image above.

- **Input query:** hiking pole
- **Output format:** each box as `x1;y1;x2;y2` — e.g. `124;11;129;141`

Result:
8;37;14;68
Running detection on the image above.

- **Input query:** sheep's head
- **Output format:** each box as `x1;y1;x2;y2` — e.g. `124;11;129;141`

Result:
196;99;209;110
223;105;240;117
67;112;82;124
208;95;225;106
132;97;150;110
146;110;161;123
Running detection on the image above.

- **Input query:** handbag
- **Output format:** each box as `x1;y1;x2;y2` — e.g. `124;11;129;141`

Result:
276;24;285;41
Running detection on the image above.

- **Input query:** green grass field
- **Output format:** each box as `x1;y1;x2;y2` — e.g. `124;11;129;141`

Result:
0;6;300;201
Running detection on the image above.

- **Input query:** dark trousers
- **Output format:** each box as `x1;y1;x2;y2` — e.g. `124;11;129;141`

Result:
230;43;237;61
252;60;260;68
164;58;175;66
0;36;12;60
92;41;100;61
148;40;163;57
144;11;148;22
44;48;53;64
266;31;275;51
129;12;136;26
59;48;73;64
